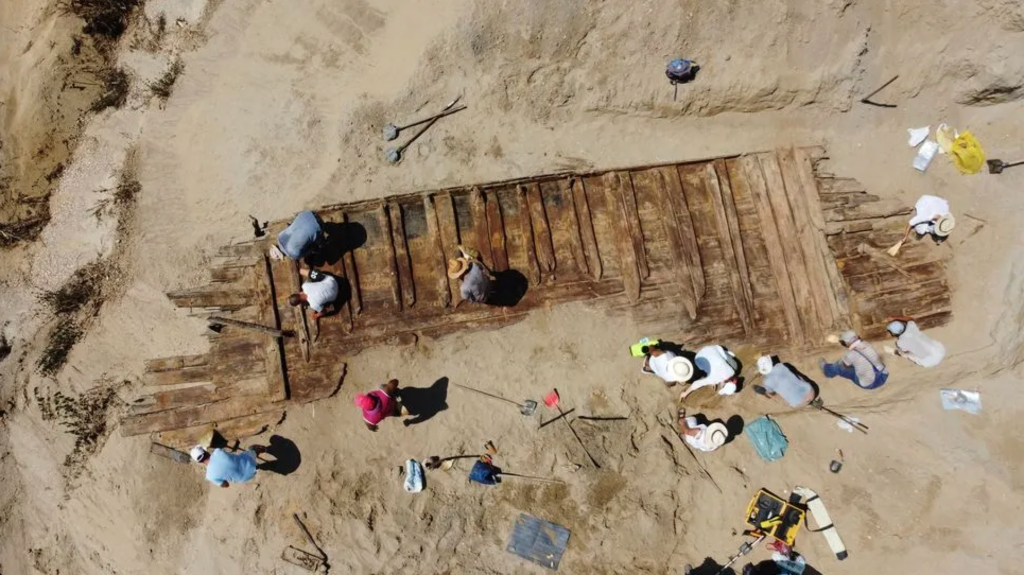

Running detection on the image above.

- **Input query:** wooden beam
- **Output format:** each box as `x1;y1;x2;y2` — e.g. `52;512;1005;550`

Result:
145;354;208;373
376;205;403;311
387;202;416;309
619;173;650;280
516;185;542;284
758;152;821;343
423;195;454;308
777;148;837;332
433;192;462;306
341;213;363;315
669;166;706;304
704;162;753;334
287;259;312;362
635;167;698;320
743;155;804;344
120;394;280;437
603;172;641;304
558;178;589;277
484;189;509;272
469;188;494;267
258;254;288;402
207;316;291;338
570;177;602;281
525;183;556;278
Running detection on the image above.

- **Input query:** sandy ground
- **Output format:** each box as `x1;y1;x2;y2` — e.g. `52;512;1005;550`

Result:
2;0;1024;573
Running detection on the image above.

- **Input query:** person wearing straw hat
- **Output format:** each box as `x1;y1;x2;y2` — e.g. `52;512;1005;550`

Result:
190;444;266;488
679;344;739;400
819;330;889;390
900;194;955;245
448;245;495;305
355;379;403;432
641;344;693;387
677;408;728;452
883;316;946;368
752;355;816;408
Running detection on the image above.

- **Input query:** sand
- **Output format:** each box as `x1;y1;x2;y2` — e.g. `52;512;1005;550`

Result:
1;0;1024;573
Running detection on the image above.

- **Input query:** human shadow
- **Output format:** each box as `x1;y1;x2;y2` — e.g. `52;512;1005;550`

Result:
306;222;367;267
724;415;745;445
686;557;736;575
487;269;529;307
258;435;302;476
398;377;450;426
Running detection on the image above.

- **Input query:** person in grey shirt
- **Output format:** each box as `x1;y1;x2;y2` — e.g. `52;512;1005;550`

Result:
753;355;816;408
448;245;494;304
884;317;945;368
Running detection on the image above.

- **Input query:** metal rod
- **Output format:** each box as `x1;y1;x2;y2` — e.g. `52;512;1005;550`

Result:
292;513;328;561
860;75;899;103
451;382;522;408
207;316;293;338
498;471;566;485
396;105;467;131
554;388;601;468
539;408;575;428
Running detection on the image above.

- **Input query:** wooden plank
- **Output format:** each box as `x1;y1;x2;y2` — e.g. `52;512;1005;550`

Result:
603;172;641;303
795;147;850;323
287;259;312;362
570;177;602;281
341;213;363;315
433;192;462;306
120;395;280;437
824;199;912;222
154;410;286;450
516;185;542;284
715;160;755;329
145;354;208;373
703;162;753;334
388;202;416;308
468;188;494;267
777;148;836;332
525;183;556;278
636;167;698;319
143;365;214;386
619;173;650;280
484;189;509;272
746;154;805;344
558;178;590;277
376;205;403;311
167;285;254;310
668;167;705;305
423;195;454;308
259;254;288;402
131;377;265;416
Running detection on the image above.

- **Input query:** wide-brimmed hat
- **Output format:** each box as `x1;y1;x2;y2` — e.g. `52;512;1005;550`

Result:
935;214;956;237
757;355;774;375
707;422;729;449
668;357;694;381
447;257;470;279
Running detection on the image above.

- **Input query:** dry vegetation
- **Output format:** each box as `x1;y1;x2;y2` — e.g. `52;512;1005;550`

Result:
37;262;109;377
33;383;122;478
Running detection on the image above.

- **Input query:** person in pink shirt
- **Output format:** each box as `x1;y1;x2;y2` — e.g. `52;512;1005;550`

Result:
355;379;401;431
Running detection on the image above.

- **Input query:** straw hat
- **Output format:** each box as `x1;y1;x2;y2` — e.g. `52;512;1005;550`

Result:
668;357;694;382
447;257;470;279
935;214;956;237
707;422;729;449
756;355;774;376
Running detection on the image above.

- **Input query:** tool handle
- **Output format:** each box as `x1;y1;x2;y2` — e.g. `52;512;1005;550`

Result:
451;382;522;407
293;514;327;561
397;105;467;131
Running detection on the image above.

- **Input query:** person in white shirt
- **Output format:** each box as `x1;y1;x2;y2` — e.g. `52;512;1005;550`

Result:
677;408;728;453
884;317;945;368
679;345;739;400
899;194;956;245
288;268;340;320
641;344;693;387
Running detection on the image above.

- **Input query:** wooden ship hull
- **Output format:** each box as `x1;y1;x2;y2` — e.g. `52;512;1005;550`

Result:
123;147;951;444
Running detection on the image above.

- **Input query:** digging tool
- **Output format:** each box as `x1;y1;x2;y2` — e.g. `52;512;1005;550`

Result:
382;103;467;141
539;408;575;429
293;513;329;569
497;471;566;485
385;97;463;164
987;158;1024;174
545;389;601;469
150;442;190;464
811;400;868;434
714;533;766;575
451;382;537;416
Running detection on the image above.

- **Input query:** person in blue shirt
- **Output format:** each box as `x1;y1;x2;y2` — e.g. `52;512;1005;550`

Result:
274;210;324;261
191;445;265;488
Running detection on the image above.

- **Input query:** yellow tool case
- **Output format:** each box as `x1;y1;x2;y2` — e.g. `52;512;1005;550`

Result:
744;488;806;546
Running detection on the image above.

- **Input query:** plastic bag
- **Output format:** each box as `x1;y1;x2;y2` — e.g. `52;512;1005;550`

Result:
746;416;788;462
940;389;982;414
404;459;425;493
950;131;986;174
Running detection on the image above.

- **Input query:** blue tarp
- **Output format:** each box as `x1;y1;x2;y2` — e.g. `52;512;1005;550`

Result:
746;416;788;462
506;513;571;571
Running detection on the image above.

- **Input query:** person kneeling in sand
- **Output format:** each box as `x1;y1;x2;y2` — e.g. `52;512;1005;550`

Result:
820;330;888;390
448;245;495;305
752;355;816;408
191;444;265;488
883;317;946;368
641;344;693;387
679;345;739;400
288;268;339;320
677;408;728;453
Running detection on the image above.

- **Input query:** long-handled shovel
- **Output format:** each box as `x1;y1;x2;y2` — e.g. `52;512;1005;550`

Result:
813;401;869;434
451;382;537;416
497;471;566;485
987;158;1024;174
545;389;601;469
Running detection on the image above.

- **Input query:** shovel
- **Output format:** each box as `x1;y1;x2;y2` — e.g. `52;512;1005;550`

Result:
987;158;1024;174
385;96;463;164
451;382;537;415
382;103;467;141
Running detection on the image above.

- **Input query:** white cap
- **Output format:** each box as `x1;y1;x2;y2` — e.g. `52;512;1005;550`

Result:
757;355;774;375
190;445;208;462
886;321;906;335
839;330;858;345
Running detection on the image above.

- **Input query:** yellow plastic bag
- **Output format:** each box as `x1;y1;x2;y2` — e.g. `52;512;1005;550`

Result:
950;131;985;174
